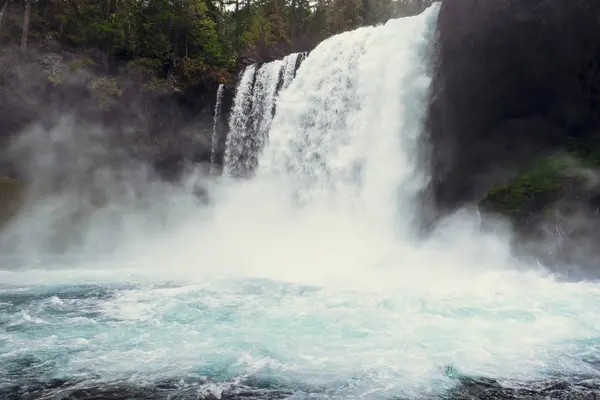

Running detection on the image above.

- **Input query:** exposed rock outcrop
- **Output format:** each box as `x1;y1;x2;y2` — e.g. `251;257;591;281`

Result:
425;0;600;216
423;0;600;276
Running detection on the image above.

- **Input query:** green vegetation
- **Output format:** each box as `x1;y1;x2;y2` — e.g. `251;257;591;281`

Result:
481;136;600;222
480;154;571;219
0;0;434;83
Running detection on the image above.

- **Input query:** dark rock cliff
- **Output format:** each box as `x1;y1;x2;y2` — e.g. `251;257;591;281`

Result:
424;0;600;276
426;0;600;214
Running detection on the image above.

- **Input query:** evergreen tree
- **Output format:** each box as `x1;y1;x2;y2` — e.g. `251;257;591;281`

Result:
0;0;433;82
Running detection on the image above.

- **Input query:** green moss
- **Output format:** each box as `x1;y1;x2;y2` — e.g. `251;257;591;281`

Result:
47;73;63;86
144;76;172;91
481;132;600;223
88;76;123;108
122;58;164;81
480;132;600;223
68;56;95;72
480;153;572;219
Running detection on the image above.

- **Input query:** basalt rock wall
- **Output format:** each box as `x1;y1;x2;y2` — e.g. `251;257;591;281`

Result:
425;0;600;217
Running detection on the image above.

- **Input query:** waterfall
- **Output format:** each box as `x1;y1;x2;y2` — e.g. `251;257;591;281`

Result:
210;84;225;175
257;9;439;236
5;5;600;400
279;52;302;90
223;53;304;177
223;64;255;176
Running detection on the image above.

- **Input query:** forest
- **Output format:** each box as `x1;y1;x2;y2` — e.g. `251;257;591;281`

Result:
0;0;434;82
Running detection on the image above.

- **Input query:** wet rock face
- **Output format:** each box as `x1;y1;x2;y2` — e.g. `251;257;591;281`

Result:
425;0;600;218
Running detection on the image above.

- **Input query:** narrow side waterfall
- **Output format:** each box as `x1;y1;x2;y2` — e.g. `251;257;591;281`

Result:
279;52;303;90
223;64;255;176
223;53;303;176
210;84;225;175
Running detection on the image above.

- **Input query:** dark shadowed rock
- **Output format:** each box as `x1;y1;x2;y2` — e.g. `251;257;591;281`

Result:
0;46;233;185
424;0;600;220
3;375;600;400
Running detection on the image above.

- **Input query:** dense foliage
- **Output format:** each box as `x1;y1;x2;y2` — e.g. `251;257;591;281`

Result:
0;0;434;79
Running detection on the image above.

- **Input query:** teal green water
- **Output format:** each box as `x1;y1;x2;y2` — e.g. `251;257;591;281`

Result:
2;268;600;399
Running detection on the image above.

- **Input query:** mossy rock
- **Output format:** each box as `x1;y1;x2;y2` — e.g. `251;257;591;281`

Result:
480;130;600;227
480;153;574;221
121;57;164;83
88;76;123;108
68;56;95;73
0;177;24;228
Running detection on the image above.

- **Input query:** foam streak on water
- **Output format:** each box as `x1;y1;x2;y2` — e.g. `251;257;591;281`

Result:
2;3;600;399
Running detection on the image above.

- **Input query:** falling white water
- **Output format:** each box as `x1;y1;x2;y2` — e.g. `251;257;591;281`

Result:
210;84;225;175
280;52;302;90
258;11;435;237
223;63;256;175
2;4;600;400
224;53;303;176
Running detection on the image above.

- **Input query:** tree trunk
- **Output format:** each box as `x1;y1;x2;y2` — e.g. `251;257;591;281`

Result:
20;0;31;51
0;0;10;31
290;0;297;40
234;0;240;49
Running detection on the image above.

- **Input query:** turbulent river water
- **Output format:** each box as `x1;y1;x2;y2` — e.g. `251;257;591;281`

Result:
2;3;600;399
